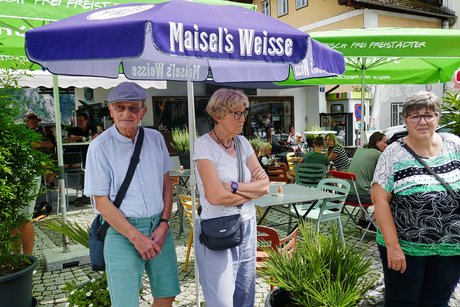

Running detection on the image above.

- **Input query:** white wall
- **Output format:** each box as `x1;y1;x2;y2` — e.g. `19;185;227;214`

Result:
371;84;444;130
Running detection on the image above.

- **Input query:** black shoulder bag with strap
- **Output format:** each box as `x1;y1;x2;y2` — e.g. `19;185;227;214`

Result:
89;127;144;271
199;136;245;250
402;142;459;199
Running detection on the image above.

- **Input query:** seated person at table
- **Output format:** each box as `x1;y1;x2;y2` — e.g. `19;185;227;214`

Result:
67;112;96;205
325;133;350;171
347;131;387;230
303;136;330;167
258;142;273;168
266;127;285;154
286;125;297;147
68;113;97;142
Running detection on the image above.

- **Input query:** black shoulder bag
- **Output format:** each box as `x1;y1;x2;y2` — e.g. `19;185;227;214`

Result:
402;142;459;199
89;127;144;271
199;136;245;250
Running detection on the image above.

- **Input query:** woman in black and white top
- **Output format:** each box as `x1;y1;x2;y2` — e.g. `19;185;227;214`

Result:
325;133;350;170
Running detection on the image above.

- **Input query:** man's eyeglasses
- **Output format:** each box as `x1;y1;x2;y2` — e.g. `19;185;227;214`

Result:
230;109;249;120
112;104;144;114
407;113;438;123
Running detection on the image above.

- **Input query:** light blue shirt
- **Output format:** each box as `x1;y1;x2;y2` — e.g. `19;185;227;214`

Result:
84;125;172;218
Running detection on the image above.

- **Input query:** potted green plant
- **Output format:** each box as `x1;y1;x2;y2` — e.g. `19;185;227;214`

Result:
249;136;263;157
0;71;52;307
171;127;191;169
259;222;378;307
304;125;322;148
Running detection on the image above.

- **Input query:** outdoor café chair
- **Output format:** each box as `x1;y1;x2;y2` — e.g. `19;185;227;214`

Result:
329;170;377;242
291;178;350;243
256;225;298;289
294;163;328;188
178;187;198;272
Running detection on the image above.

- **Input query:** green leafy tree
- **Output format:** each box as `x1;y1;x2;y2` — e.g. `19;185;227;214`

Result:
442;92;460;136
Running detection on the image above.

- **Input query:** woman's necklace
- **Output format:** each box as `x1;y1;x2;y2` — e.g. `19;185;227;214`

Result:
213;129;233;150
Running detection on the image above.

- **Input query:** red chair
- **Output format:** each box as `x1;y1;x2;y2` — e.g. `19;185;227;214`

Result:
256;225;298;289
328;170;377;239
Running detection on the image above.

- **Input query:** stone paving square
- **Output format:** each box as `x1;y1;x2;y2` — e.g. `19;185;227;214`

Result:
30;187;460;306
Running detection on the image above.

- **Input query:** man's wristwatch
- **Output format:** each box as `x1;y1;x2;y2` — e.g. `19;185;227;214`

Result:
231;181;239;193
160;218;170;227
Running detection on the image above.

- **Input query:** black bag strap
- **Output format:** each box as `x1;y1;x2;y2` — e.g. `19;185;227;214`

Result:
402;142;459;199
97;127;144;239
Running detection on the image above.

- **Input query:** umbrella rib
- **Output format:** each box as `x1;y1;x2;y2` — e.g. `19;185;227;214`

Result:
365;57;399;70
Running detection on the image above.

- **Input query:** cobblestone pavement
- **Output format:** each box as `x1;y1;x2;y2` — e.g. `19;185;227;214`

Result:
32;189;460;306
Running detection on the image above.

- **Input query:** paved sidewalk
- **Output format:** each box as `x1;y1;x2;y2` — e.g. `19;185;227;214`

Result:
31;190;460;306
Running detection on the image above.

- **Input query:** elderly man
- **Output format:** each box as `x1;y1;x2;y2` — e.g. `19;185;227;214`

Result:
84;82;180;307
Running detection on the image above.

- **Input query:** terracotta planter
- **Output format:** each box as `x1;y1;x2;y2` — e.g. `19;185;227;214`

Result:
0;255;38;307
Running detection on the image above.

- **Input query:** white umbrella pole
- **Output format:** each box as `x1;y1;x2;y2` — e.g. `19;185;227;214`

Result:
360;58;366;147
52;75;70;252
186;70;200;306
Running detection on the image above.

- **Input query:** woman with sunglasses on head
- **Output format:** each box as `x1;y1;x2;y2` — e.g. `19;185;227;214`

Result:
325;133;350;170
193;88;269;307
372;91;460;306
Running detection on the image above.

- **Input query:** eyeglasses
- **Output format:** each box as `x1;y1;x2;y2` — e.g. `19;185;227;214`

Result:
230;109;249;120
112;103;144;114
407;113;438;123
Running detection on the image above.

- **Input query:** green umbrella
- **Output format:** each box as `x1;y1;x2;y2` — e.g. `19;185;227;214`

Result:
0;0;256;69
278;27;460;142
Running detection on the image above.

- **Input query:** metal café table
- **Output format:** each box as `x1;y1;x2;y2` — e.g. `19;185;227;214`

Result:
254;183;339;232
169;168;191;188
169;168;191;236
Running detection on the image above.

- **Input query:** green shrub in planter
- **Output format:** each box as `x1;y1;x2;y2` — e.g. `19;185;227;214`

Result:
0;71;52;276
249;136;263;152
259;222;378;307
171;127;191;153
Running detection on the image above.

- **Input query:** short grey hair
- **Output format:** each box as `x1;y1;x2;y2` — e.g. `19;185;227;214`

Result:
402;91;442;119
206;88;249;121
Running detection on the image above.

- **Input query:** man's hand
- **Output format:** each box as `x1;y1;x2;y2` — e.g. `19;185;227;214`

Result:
149;222;169;250
130;232;161;260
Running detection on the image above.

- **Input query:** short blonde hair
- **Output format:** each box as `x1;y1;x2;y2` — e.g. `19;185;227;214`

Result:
259;142;272;152
206;88;249;122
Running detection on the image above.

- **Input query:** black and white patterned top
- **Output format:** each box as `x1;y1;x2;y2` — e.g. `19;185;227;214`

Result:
373;133;460;256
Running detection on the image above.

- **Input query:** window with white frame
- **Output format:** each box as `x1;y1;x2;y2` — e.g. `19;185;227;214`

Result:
296;0;308;9
391;102;404;126
261;0;270;16
277;0;288;16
